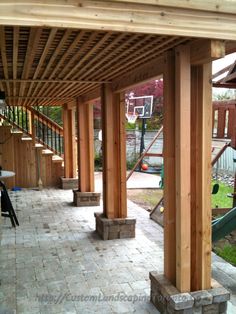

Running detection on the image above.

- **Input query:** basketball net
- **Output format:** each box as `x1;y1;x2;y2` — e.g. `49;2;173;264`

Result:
126;113;138;124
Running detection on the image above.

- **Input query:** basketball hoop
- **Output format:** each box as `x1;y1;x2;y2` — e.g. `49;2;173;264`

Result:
126;113;138;124
126;95;153;120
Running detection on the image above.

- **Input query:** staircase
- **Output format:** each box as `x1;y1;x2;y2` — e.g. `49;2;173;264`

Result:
0;105;64;188
0;105;64;156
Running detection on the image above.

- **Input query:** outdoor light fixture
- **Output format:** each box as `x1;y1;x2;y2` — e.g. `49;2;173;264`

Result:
0;91;6;112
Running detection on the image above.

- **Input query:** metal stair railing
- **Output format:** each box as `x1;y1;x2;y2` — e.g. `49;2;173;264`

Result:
0;105;64;156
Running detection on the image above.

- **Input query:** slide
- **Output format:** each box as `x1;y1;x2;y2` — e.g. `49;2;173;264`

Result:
212;207;236;242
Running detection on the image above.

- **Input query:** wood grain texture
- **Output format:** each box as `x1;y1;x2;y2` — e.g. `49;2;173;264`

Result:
101;84;127;219
63;104;77;178
175;45;191;293
190;64;212;290
77;99;95;192
0;1;236;40
163;50;176;286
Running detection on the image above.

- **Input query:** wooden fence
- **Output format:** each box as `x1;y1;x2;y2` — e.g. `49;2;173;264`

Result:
212;100;236;148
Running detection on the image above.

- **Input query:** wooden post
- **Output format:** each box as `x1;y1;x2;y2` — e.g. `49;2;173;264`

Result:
101;84;127;219
163;50;176;286
63;104;77;178
191;64;212;291
30;111;36;146
77;99;94;192
175;45;191;292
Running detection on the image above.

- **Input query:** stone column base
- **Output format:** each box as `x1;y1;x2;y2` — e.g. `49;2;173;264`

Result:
73;190;101;206
150;272;230;314
60;177;78;190
94;212;136;240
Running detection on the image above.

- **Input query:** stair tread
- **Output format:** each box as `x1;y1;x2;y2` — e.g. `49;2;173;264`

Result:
42;149;54;155
52;155;63;162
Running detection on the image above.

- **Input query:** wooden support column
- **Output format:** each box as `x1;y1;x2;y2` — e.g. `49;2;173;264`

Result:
63;103;77;179
163;47;191;292
77;100;94;192
175;46;191;292
191;64;213;291
101;84;127;219
163;50;176;286
29;111;35;145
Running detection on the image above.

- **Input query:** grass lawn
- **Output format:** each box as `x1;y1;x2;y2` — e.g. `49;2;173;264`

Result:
127;189;163;211
211;180;234;209
214;245;236;267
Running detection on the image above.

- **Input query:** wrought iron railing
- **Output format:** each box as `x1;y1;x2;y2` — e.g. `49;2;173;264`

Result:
0;105;64;156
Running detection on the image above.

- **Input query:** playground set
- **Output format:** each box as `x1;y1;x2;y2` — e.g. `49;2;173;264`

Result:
126;91;236;244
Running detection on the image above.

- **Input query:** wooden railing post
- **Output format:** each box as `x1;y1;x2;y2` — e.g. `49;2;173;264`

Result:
63;103;77;179
31;111;36;146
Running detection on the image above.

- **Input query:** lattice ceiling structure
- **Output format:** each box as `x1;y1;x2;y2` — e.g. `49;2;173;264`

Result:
0;26;191;106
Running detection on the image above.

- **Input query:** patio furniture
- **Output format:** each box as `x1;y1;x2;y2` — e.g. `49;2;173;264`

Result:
0;170;19;227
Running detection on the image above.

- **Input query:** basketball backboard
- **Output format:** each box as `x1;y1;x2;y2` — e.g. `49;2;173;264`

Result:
126;95;153;120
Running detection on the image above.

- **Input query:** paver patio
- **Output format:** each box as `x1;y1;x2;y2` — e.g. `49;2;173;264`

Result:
0;188;235;313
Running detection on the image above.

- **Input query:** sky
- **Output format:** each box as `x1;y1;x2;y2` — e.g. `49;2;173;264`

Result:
212;52;236;79
212;52;236;97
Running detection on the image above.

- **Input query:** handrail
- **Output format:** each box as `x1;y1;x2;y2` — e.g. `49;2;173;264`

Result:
30;106;63;132
1;105;64;156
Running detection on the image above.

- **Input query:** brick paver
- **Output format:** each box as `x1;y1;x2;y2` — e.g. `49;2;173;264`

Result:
0;188;235;314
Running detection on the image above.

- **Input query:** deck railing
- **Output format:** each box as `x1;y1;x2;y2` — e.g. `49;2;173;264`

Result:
212;101;236;148
0;105;64;156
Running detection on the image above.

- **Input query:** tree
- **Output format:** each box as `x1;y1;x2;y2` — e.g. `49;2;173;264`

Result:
126;79;164;130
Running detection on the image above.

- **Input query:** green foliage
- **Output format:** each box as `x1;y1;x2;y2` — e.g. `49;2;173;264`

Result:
126;159;137;170
36;106;62;126
211;180;233;209
213;89;236;101
214;244;236;266
94;153;102;169
146;113;163;130
126;122;136;130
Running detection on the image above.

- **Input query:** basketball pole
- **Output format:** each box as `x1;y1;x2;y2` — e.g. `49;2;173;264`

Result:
139;118;147;171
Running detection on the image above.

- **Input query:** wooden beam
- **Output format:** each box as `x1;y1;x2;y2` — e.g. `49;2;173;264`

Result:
213;82;236;89
13;26;19;105
0;26;10;97
163;50;176;286
222;71;236;83
6;96;74;100
63;104;77;178
226;40;236;54
80;88;100;103
175;45;191;292
112;56;164;92
108;0;236;15
190;64;212;290
101;84;127;219
0;2;236;40
1;79;110;84
77;99;94;192
190;39;225;65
